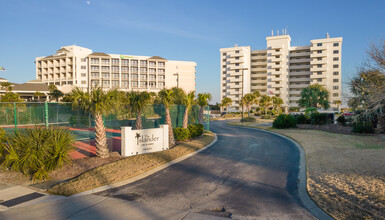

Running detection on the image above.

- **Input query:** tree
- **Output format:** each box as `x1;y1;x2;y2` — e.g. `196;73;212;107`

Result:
221;97;232;112
48;84;57;93
272;96;284;115
298;84;330;109
1;82;12;92
197;93;211;124
259;95;272;115
127;91;151;130
158;89;175;147
242;93;257;114
68;87;121;158
182;91;195;129
34;91;44;102
334;100;342;113
50;89;64;102
0;92;22;102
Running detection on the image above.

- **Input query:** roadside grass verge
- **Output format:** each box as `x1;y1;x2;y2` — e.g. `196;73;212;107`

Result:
227;122;385;219
48;132;215;196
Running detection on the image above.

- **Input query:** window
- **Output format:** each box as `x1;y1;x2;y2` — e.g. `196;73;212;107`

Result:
235;57;239;60
333;50;339;54
317;71;322;75
333;64;339;68
333;86;339;90
333;93;339;97
222;65;226;68
235;50;239;53
235;82;239;85
235;63;239;66
81;66;86;69
317;64;322;68
333;57;339;61
333;79;339;82
317;57;322;61
223;53;227;56
333;43;339;47
81;73;86;77
235;69;239;72
223;71;226;74
317;50;322;54
333;71;339;75
81;58;87;62
222;59;226;62
317;43;322;46
317;79;322;82
235;76;239;79
81;80;86;84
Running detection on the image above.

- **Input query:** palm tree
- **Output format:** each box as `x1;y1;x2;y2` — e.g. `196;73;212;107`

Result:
68;87;120;158
298;84;330;109
1;82;12;92
182;91;195;128
127;91;151;130
34;91;44;102
50;89;64;102
242;93;257;115
221;97;232;112
158;89;175;147
260;95;272;115
272;96;284;115
197;93;211;124
48;84;58;93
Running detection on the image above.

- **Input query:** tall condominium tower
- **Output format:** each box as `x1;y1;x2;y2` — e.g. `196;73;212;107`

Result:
220;33;342;112
36;45;196;93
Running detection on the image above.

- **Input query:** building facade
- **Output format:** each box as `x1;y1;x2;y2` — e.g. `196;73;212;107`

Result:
36;46;196;93
220;33;342;111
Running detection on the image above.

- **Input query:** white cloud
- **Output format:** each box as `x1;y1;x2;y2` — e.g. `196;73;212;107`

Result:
86;1;91;5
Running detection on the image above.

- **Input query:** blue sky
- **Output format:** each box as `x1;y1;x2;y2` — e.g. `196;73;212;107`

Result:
1;0;385;103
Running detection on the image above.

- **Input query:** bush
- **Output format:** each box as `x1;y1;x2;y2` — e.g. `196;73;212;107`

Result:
188;123;204;138
296;114;308;124
352;121;375;133
273;114;297;129
173;127;191;141
240;117;257;123
337;115;347;126
0;127;75;181
310;112;330;125
222;114;234;118
261;115;271;119
0;128;5;142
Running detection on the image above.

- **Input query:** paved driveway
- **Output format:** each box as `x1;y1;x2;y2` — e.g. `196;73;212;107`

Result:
95;120;315;219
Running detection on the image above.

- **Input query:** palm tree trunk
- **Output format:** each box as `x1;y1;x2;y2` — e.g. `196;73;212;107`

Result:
182;106;189;129
165;107;175;147
135;110;142;130
95;113;109;158
198;106;204;124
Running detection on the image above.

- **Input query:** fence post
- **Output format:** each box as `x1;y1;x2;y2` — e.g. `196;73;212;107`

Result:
14;103;17;130
44;101;48;128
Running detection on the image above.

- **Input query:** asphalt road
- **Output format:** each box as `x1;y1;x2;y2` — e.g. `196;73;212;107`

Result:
96;120;315;219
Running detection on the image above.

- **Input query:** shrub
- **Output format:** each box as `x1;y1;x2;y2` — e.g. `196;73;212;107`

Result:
0;127;75;181
173;127;191;141
188;123;204;138
240;117;256;123
261;115;271;119
305;107;318;117
337;115;347;126
310;112;330;125
273;114;297;129
222;114;234;118
352;121;375;133
0;128;5;142
296;114;308;124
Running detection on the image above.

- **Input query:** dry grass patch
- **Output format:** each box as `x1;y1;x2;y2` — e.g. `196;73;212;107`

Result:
48;132;215;196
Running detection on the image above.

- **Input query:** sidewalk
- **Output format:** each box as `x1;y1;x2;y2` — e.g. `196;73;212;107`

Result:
0;183;65;212
0;194;226;220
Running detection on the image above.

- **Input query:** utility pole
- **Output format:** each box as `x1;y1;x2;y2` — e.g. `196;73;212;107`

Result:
240;68;248;122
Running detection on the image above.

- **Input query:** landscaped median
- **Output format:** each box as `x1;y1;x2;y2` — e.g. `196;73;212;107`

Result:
227;121;385;219
48;132;215;196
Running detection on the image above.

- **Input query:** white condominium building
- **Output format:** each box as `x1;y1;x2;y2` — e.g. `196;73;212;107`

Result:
220;33;342;111
36;45;196;93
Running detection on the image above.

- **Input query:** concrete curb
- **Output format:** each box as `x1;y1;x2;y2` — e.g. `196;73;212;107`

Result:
227;124;333;220
71;133;218;198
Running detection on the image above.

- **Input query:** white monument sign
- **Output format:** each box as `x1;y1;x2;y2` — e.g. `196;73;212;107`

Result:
121;125;169;157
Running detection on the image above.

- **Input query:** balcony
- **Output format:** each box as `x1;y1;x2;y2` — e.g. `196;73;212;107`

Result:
311;60;327;65
251;85;266;90
290;64;311;70
270;70;282;75
289;84;308;89
271;83;283;88
290;51;311;57
270;63;282;69
289;90;302;95
290;96;301;101
289;71;310;76
290;78;311;83
310;52;327;58
271;77;281;82
269;57;281;62
310;45;327;51
290;58;311;64
251;67;267;72
310;66;327;72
